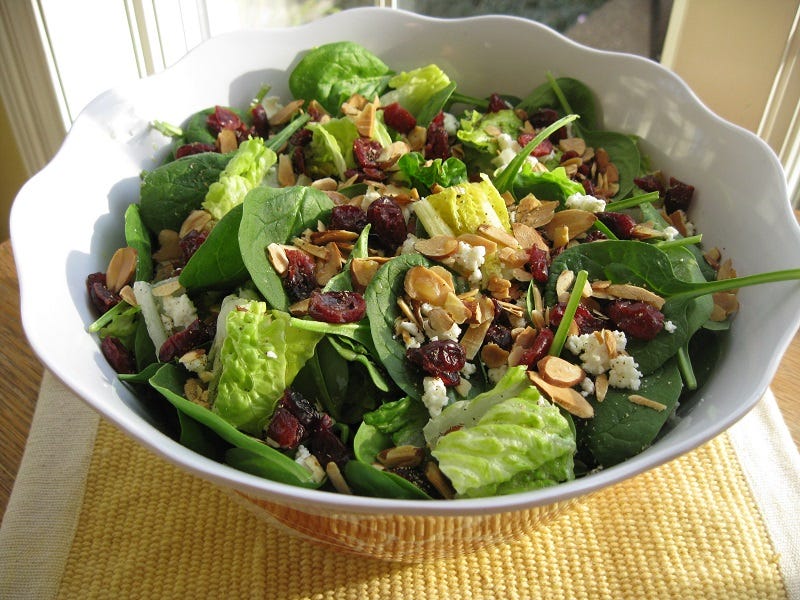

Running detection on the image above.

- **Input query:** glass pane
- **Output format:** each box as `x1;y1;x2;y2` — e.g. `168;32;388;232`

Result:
395;0;673;60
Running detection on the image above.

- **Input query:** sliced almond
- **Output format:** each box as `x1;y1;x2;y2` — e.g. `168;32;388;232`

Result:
559;137;587;156
528;371;594;419
555;269;575;303
595;373;609;403
152;278;182;297
267;243;289;275
351;258;380;290
414;235;459;259
604;284;665;310
512;221;549;251
153;230;181;262
497;246;529;269
179;209;213;238
404;266;450;306
292;237;327;259
269;99;304;126
717;258;738;282
443;292;471;324
481;343;510;369
376;445;424;469
428;307;455;334
602;329;618;359
552;224;570;249
507;326;538;368
119;284;137;307
487;275;512;300
460;318;493;360
543;209;597;241
407;125;427;152
515;197;558;229
536;355;586;387
106;247;138;293
429;266;456;293
628;394;667;412
354;101;376;138
216;128;238;154
310;229;360;245
456;233;498;255
476;224;519;248
424;461;455;500
325;461;352;495
311;177;339;191
277;153;296;187
315;242;344;286
289;298;311;316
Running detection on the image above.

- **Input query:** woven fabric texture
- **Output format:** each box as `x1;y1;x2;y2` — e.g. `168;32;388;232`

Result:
53;419;788;600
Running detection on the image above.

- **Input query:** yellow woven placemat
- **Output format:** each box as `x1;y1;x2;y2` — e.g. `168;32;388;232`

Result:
54;419;786;599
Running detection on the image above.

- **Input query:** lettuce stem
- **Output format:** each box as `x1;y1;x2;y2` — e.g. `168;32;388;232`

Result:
605;191;660;211
677;345;697;390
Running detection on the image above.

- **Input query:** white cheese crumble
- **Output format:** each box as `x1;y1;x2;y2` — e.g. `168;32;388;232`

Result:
443;112;459;136
398;320;424;349
492;133;538;171
399;234;419;255
452;241;486;284
294;444;311;464
160;294;198;331
580;376;595;397
461;361;477;379
565;192;606;213
487;365;508;384
421;376;449;417
664;320;677;333
565;330;628;375
607;355;642;390
662;226;680;241
427;322;462;342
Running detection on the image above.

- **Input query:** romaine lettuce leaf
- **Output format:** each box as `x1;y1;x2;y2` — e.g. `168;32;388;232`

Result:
379;64;451;117
425;365;575;498
306;117;360;179
413;175;512;237
202;137;276;220
213;301;322;435
457;109;523;155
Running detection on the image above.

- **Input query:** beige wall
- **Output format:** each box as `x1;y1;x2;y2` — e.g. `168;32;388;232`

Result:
0;96;28;242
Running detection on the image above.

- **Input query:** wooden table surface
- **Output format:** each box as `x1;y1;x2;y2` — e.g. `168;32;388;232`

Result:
1;234;799;520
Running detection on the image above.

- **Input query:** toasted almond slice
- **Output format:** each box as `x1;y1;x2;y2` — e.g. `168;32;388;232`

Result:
292;237;327;259
415;235;459;259
481;343;510;369
377;445;424;469
507;326;538;368
407;125;427;152
530;308;545;330
216;128;238;154
315;242;344;286
536;355;586;387
595;373;609;402
119;285;137;307
512;221;549;251
460;319;493;360
495;300;525;319
713;291;740;315
354;101;376;138
543;209;597;241
443;292;471;324
152;278;182;297
310;229;360;245
429;266;456;293
628;394;667;412
351;258;380;290
717;258;738;282
555;269;575;303
267;243;289;275
179;209;213;238
428;307;455;334
456;233;498;255
405;266;451;306
106;247;138;293
528;372;594;419
604;284;665;309
559;137;586;156
516;198;559;229
602;329;618;358
396;296;419;327
277;153;296;187
487;275;512;300
269;99;304;126
153;230;181;262
476;224;519;248
325;461;353;495
289;298;311;316
497;247;529;269
310;177;339;191
425;461;455;500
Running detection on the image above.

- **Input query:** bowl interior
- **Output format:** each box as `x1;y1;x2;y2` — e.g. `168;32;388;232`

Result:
11;7;800;516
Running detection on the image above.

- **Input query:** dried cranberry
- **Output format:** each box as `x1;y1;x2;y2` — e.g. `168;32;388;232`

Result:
560;149;581;163
406;340;465;386
101;336;136;374
158;318;216;363
366;196;408;254
633;173;665;195
175;142;217;159
291;145;307;176
289;128;313;147
250;103;270;139
529;108;560;129
179;229;208;263
279;389;321;428
487;93;511;113
207;106;243;135
527;246;549;283
424;112;450;160
382;102;417;134
390;466;439;497
308;424;351;470
283;248;317;302
87;272;120;314
664;177;695;213
329;204;367;233
307;291;367;324
550;303;604;335
581;178;596;195
266;405;306;450
484;323;513;350
353;138;383;169
583;230;608;242
606;299;664;340
517;327;554;368
517;133;554;157
597;212;637;239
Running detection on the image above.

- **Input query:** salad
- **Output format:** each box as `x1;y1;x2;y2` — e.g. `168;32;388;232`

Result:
86;41;800;500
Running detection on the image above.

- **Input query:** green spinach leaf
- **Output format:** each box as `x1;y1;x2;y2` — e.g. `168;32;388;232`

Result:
517;77;598;130
124;203;152;282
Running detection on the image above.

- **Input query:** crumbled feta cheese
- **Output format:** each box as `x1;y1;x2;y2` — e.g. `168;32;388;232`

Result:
260;96;283;119
580;376;595;397
399;234;419;255
443;112;459;136
266;350;278;359
664;320;677;333
160;294;198;331
565;330;628;375
427;321;462;342
565;192;606;213
487;365;508;384
491;133;538;171
294;444;311;464
607;355;642;390
422;376;449;417
662;226;680;241
452;241;486;284
461;361;477;379
398;320;425;348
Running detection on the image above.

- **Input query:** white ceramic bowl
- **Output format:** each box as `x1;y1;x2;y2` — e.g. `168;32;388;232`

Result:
11;8;800;562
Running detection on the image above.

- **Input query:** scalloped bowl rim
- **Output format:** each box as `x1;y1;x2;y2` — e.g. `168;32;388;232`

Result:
10;8;800;517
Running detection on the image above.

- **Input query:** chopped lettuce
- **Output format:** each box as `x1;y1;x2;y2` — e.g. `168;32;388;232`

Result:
413;175;512;237
397;152;468;195
202;137;277;220
362;396;429;448
457;109;523;155
513;163;585;203
379;64;451;117
212;301;322;435
306;117;360;179
425;366;576;498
